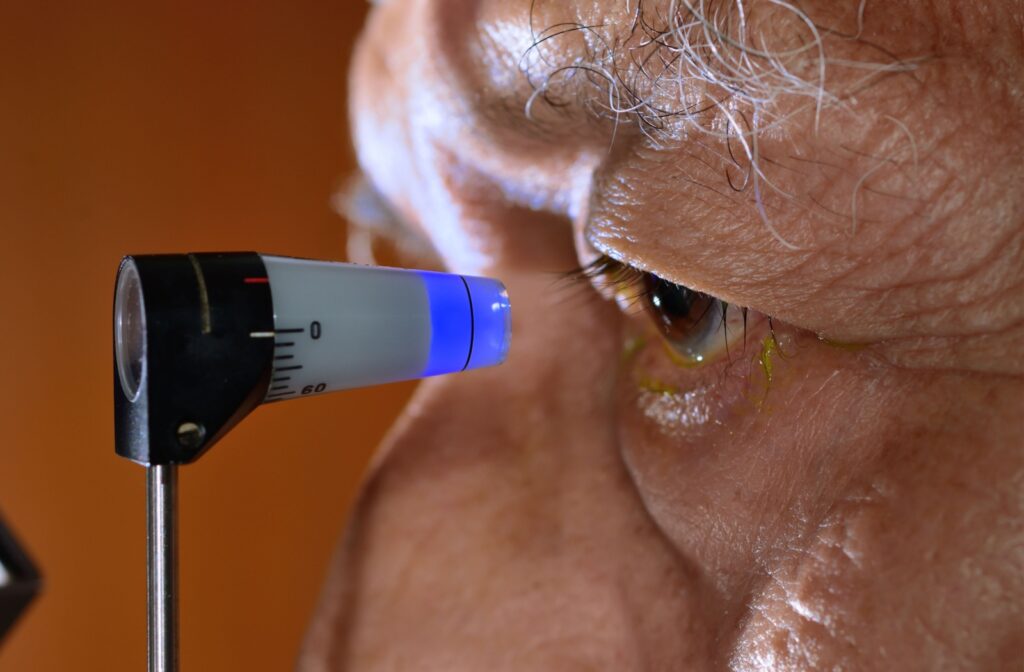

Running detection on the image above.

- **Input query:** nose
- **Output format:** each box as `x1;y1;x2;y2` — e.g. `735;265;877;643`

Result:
298;270;710;670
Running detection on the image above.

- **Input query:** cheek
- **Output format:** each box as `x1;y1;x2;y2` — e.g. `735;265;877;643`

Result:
615;324;907;592
315;271;717;668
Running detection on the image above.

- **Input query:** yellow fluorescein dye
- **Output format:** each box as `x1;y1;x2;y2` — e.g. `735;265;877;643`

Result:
818;335;869;351
638;376;679;395
621;336;648;364
758;334;778;395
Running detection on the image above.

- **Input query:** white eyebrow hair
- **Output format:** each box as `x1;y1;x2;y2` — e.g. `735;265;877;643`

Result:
520;0;923;247
524;0;919;141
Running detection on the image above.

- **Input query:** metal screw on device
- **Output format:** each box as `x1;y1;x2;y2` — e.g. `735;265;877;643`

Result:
176;423;205;449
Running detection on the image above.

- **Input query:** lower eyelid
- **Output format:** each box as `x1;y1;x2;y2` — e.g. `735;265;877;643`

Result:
651;304;766;368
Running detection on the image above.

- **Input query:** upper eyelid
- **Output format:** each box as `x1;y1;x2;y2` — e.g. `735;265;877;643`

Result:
567;254;736;317
583;220;767;312
567;255;643;285
583;231;653;275
575;248;746;312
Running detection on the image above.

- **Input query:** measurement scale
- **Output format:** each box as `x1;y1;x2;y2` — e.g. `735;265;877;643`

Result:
112;252;511;671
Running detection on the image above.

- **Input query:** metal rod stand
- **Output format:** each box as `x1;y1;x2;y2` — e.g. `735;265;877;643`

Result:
147;465;179;672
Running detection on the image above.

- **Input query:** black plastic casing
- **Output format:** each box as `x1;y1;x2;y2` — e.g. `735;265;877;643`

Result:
114;253;275;466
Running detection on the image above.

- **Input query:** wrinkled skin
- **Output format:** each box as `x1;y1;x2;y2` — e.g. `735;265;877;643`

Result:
300;1;1024;670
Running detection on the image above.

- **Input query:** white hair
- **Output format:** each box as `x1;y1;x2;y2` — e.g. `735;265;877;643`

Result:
520;0;923;247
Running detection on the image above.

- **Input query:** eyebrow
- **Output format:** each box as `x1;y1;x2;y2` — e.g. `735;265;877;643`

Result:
519;1;918;140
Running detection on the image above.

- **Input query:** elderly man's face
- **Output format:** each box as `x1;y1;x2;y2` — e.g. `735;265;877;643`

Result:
301;1;1023;669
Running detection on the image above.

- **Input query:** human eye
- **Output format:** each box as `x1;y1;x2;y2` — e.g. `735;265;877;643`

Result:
573;255;765;368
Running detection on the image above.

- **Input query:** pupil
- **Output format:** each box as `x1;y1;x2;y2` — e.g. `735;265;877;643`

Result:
644;274;709;333
634;267;726;364
652;279;695;317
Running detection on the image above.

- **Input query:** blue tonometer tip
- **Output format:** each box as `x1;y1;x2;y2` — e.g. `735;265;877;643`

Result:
417;271;511;378
463;275;512;370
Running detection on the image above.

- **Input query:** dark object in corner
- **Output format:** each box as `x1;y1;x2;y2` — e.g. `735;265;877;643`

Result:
0;512;40;646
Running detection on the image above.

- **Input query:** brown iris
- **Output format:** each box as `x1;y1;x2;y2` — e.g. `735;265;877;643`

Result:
641;274;729;364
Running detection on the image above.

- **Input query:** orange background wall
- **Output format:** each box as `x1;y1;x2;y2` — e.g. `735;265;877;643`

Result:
0;3;412;669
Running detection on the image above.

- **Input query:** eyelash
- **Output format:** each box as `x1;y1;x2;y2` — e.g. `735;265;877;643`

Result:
568;255;759;365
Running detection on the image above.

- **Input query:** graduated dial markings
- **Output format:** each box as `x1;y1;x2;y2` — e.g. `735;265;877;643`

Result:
262;322;328;402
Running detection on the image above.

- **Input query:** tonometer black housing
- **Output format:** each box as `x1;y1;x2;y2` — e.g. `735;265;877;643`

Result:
113;253;274;466
114;251;513;467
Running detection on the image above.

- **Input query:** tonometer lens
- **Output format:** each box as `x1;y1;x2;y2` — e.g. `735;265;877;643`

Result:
115;260;147;402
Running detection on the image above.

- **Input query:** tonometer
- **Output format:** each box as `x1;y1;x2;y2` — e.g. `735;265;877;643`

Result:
113;252;511;671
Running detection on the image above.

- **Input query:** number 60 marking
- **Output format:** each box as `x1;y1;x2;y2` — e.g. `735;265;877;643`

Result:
302;383;327;395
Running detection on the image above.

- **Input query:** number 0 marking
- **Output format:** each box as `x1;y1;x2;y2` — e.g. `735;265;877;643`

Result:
310;321;322;340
